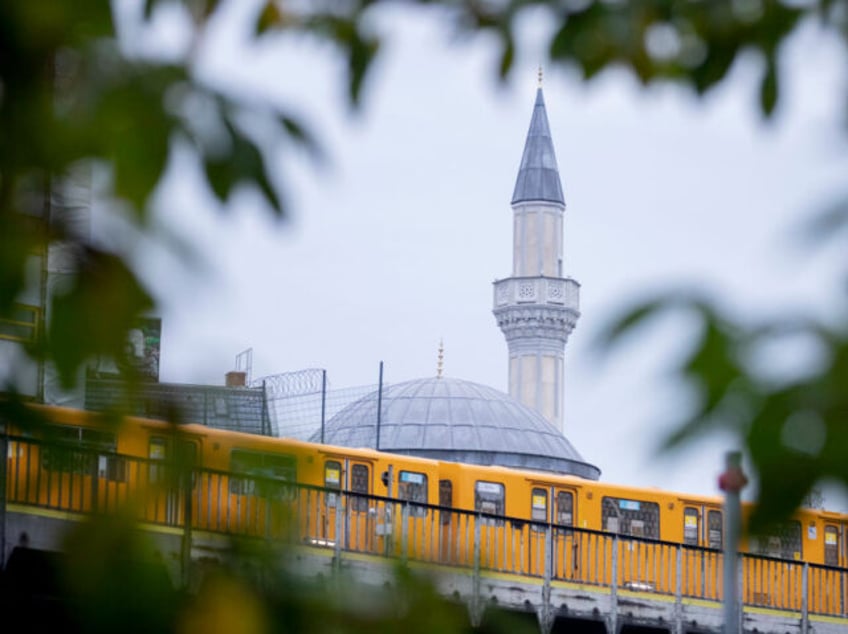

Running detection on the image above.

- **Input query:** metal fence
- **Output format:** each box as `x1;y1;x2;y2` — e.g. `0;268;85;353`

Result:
3;434;847;619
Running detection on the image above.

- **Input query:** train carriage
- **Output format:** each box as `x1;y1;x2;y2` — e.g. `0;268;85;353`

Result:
4;403;848;619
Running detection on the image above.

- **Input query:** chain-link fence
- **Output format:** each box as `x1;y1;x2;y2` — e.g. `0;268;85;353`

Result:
251;368;384;442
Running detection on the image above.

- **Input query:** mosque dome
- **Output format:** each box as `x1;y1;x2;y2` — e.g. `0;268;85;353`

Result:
313;376;600;480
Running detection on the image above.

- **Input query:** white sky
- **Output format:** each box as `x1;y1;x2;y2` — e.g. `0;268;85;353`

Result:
116;3;848;507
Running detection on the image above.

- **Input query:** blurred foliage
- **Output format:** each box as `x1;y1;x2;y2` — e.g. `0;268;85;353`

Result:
1;0;848;611
2;510;537;634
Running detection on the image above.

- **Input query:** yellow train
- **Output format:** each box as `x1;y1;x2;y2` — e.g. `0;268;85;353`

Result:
4;404;847;615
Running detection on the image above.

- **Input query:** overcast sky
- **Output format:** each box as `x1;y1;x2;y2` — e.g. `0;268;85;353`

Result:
114;2;848;507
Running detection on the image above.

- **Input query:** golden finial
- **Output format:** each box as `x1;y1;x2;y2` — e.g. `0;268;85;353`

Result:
436;338;444;379
538;65;543;87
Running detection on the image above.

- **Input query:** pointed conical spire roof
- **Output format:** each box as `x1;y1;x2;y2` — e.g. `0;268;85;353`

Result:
511;88;565;206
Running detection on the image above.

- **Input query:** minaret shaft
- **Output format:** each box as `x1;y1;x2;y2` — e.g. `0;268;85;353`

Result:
493;87;579;432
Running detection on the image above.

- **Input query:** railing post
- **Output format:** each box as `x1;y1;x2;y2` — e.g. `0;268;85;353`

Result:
674;546;683;634
179;463;193;589
801;562;809;634
401;502;409;564
470;512;482;628
334;491;343;570
539;524;553;634
610;535;619;634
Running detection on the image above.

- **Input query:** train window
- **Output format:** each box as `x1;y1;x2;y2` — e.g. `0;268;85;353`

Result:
439;480;453;526
324;461;342;489
398;470;428;517
708;510;723;549
350;464;370;512
825;526;839;566
683;507;699;546
229;449;296;498
41;426;125;482
324;460;341;507
750;521;802;560
531;488;548;531
475;481;505;526
556;491;574;527
602;497;660;539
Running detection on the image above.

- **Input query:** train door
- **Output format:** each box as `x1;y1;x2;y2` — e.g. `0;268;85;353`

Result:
824;523;841;567
396;469;430;559
821;522;843;616
680;504;722;600
526;484;577;579
475;480;505;570
528;486;549;576
553;488;578;581
319;459;342;545
346;460;372;553
146;434;199;527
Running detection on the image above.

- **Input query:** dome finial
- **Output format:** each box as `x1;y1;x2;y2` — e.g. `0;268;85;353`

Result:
436;338;444;378
538;65;543;88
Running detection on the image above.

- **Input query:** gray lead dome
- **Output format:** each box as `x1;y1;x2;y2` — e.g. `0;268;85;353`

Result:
313;377;600;480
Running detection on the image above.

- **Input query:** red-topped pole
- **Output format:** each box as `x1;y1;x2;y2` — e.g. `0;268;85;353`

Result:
719;451;748;634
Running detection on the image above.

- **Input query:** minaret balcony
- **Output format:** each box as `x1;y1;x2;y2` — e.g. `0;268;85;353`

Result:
493;276;580;311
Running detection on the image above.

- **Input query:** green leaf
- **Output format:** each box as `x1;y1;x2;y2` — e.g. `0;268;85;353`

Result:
759;57;778;117
347;33;379;108
255;1;282;36
498;34;514;80
48;247;154;388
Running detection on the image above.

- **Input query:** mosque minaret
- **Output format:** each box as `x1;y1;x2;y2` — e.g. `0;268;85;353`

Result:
492;77;580;432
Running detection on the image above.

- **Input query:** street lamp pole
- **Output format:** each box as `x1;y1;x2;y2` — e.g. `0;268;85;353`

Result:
719;451;748;634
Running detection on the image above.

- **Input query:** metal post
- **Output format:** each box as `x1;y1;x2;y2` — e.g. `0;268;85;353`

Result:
0;424;7;568
384;465;393;557
261;380;270;436
180;461;193;589
610;535;619;634
334;490;343;569
320;370;327;444
801;562;809;634
719;451;747;634
539;524;553;634
472;513;483;627
375;361;383;451
675;546;683;634
401;502;409;564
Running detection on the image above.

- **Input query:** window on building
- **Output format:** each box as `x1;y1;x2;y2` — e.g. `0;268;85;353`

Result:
0;303;39;343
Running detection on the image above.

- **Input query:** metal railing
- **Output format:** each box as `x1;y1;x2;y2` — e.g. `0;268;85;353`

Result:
3;434;847;621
